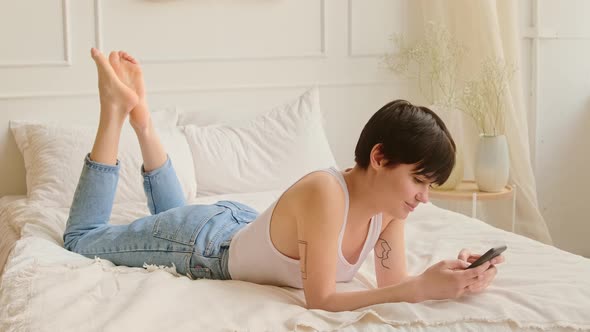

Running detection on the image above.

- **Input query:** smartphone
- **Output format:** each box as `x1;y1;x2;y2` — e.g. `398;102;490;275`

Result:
466;245;507;269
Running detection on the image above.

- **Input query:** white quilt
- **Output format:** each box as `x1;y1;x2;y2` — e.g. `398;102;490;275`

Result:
1;192;589;332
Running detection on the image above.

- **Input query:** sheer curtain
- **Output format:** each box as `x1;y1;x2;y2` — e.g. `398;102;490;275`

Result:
414;0;552;244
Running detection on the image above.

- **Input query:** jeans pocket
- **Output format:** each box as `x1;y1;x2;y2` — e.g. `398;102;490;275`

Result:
152;205;225;246
213;200;259;224
190;266;213;279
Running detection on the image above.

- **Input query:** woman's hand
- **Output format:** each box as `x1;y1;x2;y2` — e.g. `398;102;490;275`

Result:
457;248;505;266
414;259;493;301
456;248;504;294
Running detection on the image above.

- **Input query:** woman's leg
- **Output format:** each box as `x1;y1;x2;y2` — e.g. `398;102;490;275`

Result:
107;51;186;214
109;50;167;172
63;48;139;250
62;49;197;277
89;49;138;165
140;154;187;215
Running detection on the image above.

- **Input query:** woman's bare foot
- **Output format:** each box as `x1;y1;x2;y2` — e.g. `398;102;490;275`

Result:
109;51;145;100
108;50;151;132
89;48;140;165
91;48;138;118
106;51;166;171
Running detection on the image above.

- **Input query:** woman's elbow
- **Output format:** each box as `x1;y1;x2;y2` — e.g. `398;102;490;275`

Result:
305;295;334;311
305;298;325;310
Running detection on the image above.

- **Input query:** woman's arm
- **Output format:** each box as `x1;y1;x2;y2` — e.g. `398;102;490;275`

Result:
295;174;493;312
374;218;408;287
295;175;421;311
308;278;423;311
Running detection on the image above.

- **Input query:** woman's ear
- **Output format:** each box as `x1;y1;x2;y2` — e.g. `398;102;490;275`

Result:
370;143;388;168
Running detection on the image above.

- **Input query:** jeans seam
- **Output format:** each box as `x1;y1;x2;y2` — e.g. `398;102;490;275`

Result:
147;175;157;214
85;154;120;173
204;222;235;257
85;164;119;173
141;155;171;177
79;248;194;255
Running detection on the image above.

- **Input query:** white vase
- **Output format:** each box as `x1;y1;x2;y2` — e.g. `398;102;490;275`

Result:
475;134;509;192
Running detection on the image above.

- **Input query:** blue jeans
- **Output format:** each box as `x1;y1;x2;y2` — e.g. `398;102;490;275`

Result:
63;154;259;280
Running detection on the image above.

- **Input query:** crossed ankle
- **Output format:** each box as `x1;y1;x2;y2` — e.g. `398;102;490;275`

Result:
132;120;154;136
130;102;151;130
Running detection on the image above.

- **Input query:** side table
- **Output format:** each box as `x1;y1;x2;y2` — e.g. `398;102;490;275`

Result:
430;180;517;232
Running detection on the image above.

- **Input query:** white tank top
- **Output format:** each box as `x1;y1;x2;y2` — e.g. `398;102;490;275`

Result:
227;166;382;289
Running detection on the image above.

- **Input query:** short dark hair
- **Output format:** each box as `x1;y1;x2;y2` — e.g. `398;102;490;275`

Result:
354;100;456;186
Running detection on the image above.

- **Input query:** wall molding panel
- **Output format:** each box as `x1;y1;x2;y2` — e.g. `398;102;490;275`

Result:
0;0;71;68
347;0;407;58
94;0;327;63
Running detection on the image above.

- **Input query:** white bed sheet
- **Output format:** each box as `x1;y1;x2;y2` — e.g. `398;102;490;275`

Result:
0;195;25;279
0;192;589;332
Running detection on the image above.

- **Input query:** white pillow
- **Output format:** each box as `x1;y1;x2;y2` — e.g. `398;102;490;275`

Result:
10;109;197;208
181;87;338;196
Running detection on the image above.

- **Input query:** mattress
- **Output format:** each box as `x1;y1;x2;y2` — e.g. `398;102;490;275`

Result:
0;191;589;332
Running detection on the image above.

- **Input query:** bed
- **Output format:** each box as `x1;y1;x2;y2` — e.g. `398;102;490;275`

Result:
1;88;589;331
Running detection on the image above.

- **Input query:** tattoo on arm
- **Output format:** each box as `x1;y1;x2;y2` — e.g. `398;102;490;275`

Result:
298;240;308;279
375;238;392;269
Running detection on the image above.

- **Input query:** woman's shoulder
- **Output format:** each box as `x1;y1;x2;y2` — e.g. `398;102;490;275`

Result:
270;167;345;225
285;169;345;212
294;168;343;193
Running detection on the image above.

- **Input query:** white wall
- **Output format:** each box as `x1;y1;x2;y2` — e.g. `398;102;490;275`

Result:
1;0;589;257
524;0;590;257
0;0;418;196
515;0;590;257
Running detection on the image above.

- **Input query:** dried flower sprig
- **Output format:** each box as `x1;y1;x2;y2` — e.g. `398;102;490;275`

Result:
383;21;467;112
458;58;516;136
383;22;517;136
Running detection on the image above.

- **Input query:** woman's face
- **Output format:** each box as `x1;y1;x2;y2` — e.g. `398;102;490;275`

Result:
369;146;432;219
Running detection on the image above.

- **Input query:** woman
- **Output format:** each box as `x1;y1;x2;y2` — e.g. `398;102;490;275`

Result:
63;48;505;312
